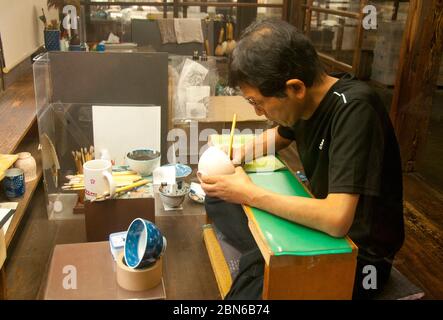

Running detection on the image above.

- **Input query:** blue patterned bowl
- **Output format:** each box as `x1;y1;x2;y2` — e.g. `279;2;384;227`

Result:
162;163;192;181
124;218;167;269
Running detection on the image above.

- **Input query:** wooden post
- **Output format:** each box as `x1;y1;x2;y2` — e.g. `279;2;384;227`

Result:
0;268;6;300
237;0;258;38
183;0;188;18
289;0;305;31
173;0;180;18
304;0;314;35
392;0;400;21
352;0;368;79
201;0;208;13
0;32;5;92
282;0;289;21
390;0;443;172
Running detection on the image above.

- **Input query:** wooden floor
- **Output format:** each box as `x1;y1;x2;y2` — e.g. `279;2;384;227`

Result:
2;72;443;299
394;174;443;299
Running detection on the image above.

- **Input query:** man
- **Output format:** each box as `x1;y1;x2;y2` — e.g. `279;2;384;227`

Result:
200;19;404;300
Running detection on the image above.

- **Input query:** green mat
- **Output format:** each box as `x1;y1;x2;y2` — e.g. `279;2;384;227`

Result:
248;170;353;256
209;134;286;172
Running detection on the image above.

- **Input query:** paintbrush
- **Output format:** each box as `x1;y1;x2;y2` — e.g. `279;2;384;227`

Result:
90;179;150;202
228;113;237;160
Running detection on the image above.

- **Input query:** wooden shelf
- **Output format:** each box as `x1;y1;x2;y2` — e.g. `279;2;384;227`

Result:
2;126;42;248
0;73;36;155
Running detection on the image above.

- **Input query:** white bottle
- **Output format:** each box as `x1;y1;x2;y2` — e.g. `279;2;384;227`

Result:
100;149;111;161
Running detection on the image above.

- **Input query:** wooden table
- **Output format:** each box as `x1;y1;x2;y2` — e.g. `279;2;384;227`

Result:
44;241;166;300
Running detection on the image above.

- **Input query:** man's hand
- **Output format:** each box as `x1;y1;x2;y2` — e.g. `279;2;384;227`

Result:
199;167;257;205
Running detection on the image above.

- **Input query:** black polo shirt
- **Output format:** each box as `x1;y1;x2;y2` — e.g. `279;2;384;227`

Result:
278;73;405;266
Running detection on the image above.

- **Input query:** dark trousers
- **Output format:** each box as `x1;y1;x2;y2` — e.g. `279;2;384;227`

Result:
205;196;393;300
205;196;263;300
205;196;258;253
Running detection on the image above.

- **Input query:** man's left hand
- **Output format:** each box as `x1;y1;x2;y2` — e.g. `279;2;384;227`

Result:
200;167;256;205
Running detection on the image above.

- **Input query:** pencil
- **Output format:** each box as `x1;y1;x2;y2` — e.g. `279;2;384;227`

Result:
228;113;237;160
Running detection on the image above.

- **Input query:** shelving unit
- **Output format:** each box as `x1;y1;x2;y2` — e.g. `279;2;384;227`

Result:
3;131;42;247
0;73;41;299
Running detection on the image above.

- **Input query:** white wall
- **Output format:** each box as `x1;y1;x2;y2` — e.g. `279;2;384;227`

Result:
0;0;58;71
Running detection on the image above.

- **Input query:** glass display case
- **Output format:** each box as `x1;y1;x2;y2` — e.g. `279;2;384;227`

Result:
33;51;168;219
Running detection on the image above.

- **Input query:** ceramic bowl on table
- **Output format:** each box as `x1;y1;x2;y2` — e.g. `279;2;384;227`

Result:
126;149;161;176
124;218;167;269
159;182;190;208
161;163;192;182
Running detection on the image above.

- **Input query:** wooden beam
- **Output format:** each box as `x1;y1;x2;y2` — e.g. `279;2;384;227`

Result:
82;1;283;8
390;0;443;172
318;52;353;72
302;4;361;19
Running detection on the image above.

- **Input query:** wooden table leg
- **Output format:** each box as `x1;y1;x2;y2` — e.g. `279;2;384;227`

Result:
0;267;6;300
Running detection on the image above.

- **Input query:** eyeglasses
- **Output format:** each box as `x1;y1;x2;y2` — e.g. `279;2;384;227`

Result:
244;97;263;109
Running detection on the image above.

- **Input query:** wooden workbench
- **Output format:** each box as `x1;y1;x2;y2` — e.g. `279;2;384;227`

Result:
203;153;358;300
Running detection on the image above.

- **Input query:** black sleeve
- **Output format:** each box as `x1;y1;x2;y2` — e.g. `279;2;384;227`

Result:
277;125;295;140
328;101;384;196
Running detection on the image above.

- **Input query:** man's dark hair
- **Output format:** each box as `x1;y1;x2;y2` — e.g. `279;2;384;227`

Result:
230;19;324;97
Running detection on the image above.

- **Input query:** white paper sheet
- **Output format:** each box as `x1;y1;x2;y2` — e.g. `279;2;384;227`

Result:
92;106;161;166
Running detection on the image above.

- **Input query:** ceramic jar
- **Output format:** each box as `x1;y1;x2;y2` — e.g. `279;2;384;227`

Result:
14;152;37;182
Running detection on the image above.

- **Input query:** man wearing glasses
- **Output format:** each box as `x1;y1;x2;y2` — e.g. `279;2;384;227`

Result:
200;19;404;299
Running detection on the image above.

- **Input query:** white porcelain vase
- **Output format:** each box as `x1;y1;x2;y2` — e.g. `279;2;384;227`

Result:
14;152;37;182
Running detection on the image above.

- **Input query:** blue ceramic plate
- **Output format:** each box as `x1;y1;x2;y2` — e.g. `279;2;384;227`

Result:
162;164;192;179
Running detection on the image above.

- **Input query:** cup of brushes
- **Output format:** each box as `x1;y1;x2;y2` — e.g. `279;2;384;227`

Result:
66;146;150;202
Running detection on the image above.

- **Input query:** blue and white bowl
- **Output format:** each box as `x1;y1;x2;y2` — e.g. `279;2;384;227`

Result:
124;218;167;269
162;163;192;182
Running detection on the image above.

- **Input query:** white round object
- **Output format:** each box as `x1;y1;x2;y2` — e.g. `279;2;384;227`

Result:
53;200;63;213
14;152;37;182
198;146;235;177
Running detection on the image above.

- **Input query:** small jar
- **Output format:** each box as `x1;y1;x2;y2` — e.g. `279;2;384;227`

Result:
14;152;37;182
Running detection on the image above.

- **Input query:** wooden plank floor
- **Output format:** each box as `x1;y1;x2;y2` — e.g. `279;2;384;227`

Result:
394;174;443;299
